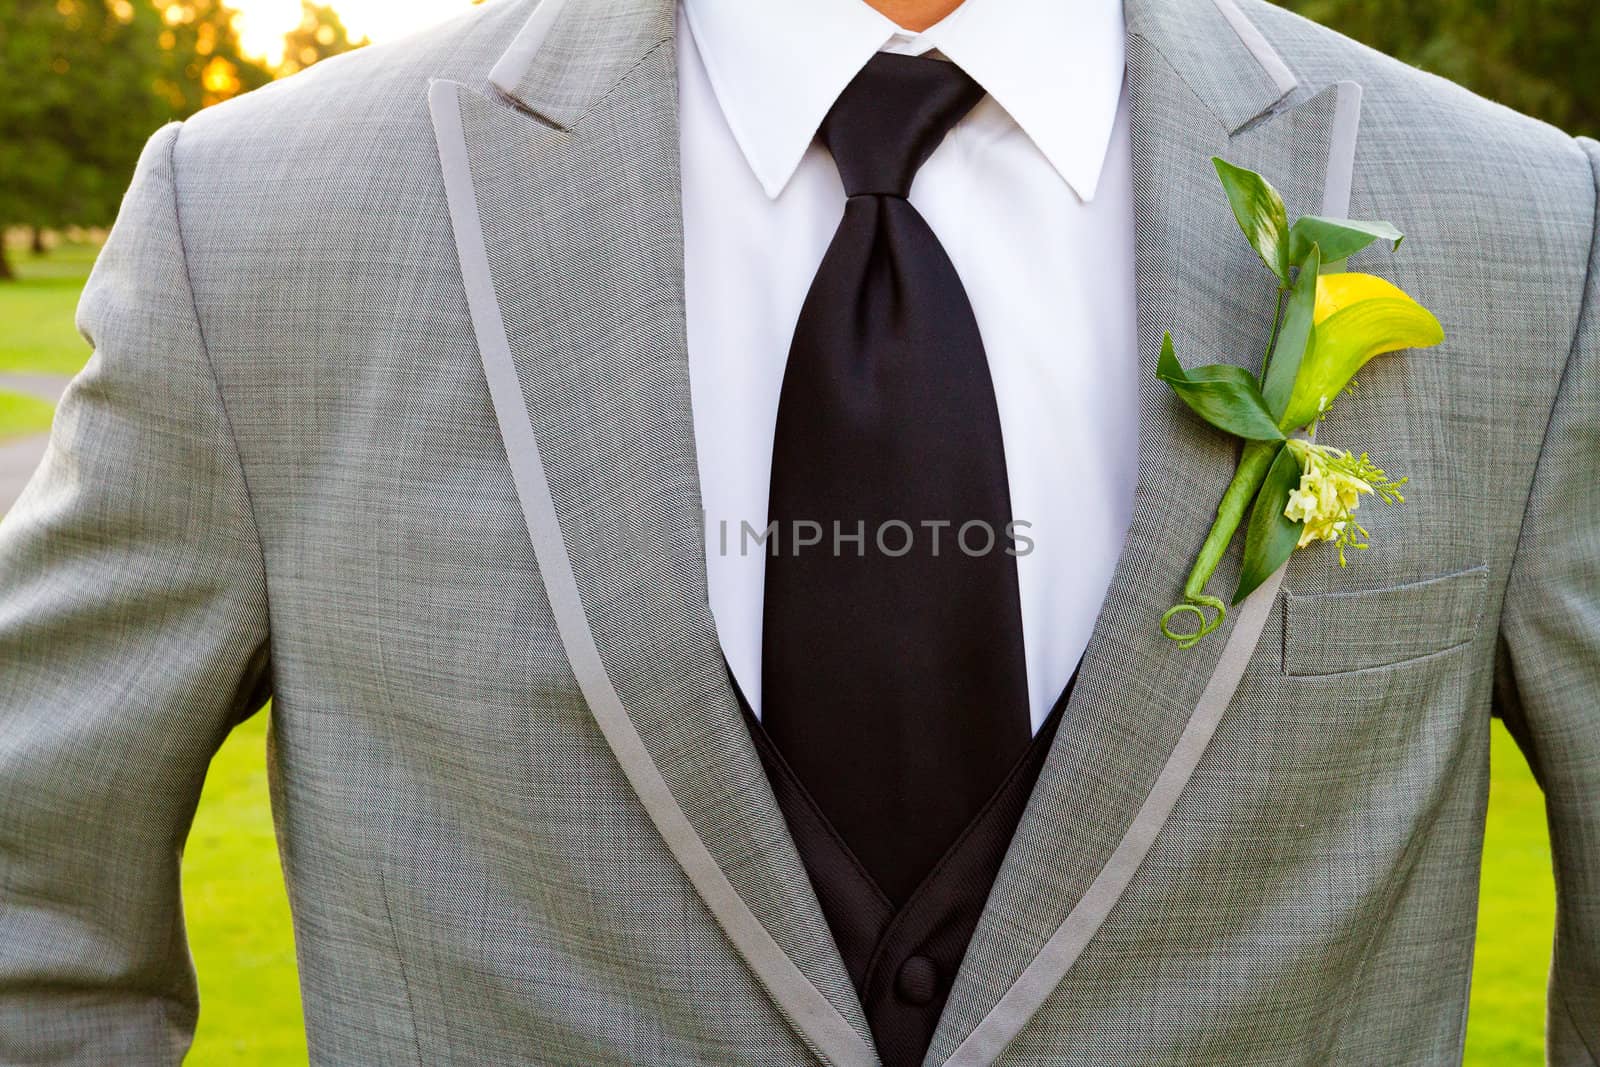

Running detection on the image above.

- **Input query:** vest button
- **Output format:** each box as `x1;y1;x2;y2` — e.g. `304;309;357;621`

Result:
895;955;940;1005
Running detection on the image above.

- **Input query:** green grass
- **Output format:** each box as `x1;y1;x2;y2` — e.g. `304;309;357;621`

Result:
0;240;97;375
182;711;308;1065
173;725;1549;1067
0;389;55;439
3;240;1555;1065
1465;723;1555;1064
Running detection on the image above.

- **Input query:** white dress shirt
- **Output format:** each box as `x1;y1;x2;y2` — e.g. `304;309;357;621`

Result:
679;0;1138;733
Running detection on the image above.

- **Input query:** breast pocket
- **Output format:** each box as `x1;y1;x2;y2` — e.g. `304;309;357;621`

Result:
1282;564;1490;676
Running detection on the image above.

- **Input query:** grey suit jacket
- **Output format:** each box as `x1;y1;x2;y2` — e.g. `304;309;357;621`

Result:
1;0;1597;1063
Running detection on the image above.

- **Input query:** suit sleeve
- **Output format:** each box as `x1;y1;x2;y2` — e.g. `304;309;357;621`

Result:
0;122;272;1063
1494;136;1600;1067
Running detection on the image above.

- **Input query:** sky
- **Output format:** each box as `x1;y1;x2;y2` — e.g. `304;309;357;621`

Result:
233;0;481;66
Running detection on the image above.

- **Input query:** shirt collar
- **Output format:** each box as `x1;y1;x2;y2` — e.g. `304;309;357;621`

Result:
679;0;1127;202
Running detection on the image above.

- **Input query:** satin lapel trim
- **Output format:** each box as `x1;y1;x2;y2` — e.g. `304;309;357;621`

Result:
1209;0;1297;101
939;578;1287;1067
928;69;1366;1067
428;74;876;1067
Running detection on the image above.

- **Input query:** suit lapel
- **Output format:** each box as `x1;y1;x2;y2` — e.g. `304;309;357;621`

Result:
928;1;1364;1062
430;0;1362;1061
428;1;876;1062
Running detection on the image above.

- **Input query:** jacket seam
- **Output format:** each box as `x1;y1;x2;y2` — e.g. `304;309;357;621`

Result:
162;123;274;635
572;36;672;127
1284;562;1489;604
1558;979;1600;1065
1496;138;1600;636
376;863;427;1067
1128;32;1234;142
1284;631;1474;679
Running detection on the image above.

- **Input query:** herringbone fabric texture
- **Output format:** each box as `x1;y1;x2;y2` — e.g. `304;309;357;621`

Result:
0;0;1596;1063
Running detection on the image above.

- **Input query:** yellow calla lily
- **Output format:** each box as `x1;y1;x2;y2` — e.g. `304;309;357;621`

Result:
1312;272;1412;324
1278;272;1444;430
1162;157;1449;648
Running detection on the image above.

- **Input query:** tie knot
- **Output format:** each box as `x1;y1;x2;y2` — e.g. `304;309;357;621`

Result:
819;53;985;199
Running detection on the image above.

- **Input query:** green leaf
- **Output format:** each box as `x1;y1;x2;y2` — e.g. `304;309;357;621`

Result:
1278;296;1446;430
1156;330;1183;380
1158;334;1285;441
1288;216;1403;266
1234;442;1303;604
1261;244;1320;423
1213;157;1291;285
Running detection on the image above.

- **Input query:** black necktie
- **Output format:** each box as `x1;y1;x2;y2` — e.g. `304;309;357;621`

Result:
761;53;1031;906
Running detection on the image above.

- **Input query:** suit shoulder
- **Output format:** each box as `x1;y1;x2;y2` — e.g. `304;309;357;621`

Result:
1237;1;1594;367
172;0;535;170
1239;0;1584;175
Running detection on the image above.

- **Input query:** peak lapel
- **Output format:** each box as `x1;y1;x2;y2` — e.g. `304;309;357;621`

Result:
428;2;875;1062
927;2;1365;1062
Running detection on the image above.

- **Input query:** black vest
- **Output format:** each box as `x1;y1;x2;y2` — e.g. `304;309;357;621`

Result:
739;682;1069;1067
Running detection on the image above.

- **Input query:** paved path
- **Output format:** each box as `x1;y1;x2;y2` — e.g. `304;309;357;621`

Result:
0;374;72;514
0;374;72;404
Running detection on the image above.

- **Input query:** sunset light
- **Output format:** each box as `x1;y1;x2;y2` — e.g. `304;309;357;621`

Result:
232;0;480;67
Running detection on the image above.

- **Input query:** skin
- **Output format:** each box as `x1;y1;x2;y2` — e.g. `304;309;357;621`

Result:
863;0;967;31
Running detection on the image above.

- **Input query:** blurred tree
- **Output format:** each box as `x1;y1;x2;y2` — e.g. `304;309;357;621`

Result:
1;0;1591;282
150;0;272;113
0;0;269;279
1279;0;1597;137
0;0;169;279
276;1;367;78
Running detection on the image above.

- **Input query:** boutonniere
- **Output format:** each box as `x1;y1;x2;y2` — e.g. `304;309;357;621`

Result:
1159;159;1445;648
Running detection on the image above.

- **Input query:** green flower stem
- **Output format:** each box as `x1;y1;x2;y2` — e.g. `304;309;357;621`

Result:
1186;439;1278;596
1259;284;1290;378
1159;439;1280;647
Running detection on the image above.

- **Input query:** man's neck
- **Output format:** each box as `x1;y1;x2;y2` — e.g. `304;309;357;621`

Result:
861;0;966;33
